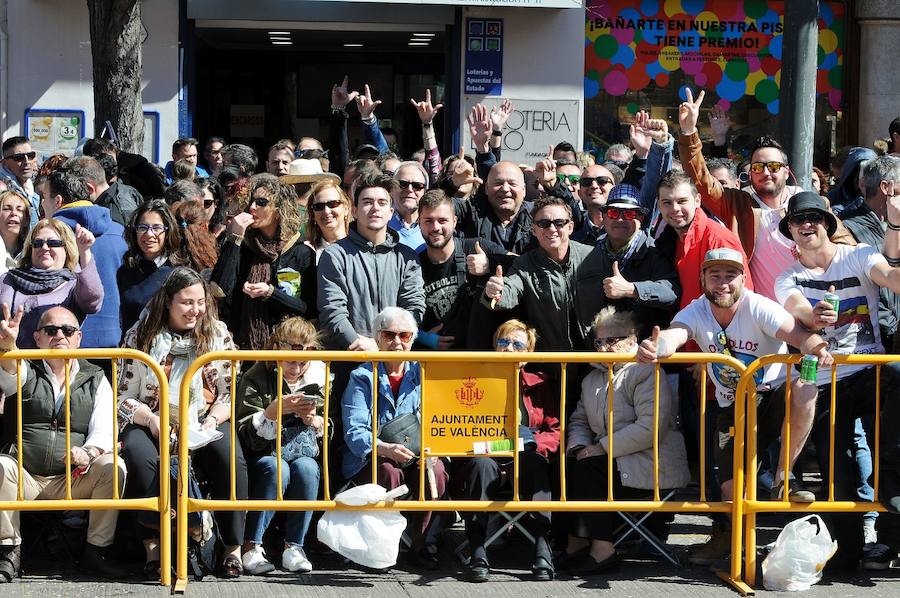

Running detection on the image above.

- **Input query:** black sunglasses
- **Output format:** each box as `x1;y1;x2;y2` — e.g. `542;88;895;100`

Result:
534;218;571;229
295;148;328;160
312;199;343;212
788;212;825;226
398;179;426;192
250;196;270;208
594;335;629;349
32;238;65;249
203;199;216;209
4;151;36;162
579;176;613;187
39;324;80;338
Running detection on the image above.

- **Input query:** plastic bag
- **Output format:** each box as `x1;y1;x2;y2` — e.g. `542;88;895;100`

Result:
317;483;408;569
762;515;838;591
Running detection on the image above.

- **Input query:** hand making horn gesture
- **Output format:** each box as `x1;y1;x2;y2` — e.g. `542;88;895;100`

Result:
331;75;359;110
410;88;443;124
678;88;706;136
355;84;382;120
603;261;636;299
534;144;557;188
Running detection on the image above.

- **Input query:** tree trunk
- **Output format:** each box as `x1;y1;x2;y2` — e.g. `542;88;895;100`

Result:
86;0;144;155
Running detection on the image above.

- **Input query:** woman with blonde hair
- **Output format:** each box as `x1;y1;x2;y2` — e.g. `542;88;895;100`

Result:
0;218;101;347
0;190;31;269
305;178;351;261
211;173;317;349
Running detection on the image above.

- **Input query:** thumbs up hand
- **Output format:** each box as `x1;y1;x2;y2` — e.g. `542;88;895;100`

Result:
811;285;838;329
603;261;637;299
485;265;504;306
466;241;490;276
637;325;663;363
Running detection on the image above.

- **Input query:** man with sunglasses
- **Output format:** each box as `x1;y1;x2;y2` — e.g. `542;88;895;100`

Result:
776;191;900;570
0;305;128;580
677;89;855;301
571;164;616;246
638;248;832;563
388;162;429;253
0;137;39;228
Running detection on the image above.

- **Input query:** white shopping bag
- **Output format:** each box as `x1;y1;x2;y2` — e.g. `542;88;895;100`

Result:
317;483;408;569
762;515;838;591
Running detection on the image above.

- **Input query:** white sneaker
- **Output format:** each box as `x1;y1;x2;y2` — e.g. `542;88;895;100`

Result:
282;545;313;573
242;546;275;575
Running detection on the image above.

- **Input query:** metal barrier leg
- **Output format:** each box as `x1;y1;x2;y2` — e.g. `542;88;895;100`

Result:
744;512;757;587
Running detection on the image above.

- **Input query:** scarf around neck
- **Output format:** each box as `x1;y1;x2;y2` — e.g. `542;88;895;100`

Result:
241;229;285;350
5;266;75;295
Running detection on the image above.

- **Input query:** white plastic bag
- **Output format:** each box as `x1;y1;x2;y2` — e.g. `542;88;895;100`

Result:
316;483;408;569
762;515;838;591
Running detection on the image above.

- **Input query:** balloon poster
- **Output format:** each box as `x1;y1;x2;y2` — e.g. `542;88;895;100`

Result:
584;0;845;115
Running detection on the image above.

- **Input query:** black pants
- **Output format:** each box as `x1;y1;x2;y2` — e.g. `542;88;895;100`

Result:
566;455;644;542
120;422;249;547
460;452;552;545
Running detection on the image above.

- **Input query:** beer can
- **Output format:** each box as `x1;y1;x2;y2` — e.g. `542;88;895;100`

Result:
800;355;818;384
823;292;840;314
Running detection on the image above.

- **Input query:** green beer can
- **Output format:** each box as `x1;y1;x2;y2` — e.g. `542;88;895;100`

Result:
800;355;818;384
823;292;840;315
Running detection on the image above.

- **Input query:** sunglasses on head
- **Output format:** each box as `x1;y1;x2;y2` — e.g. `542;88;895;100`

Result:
250;196;270;208
32;238;64;249
534;218;571;229
312;199;343;212
379;330;415;343
496;338;528;351
749;161;786;174
593;335;629;349
4;151;36;162
135;224;168;235
579;176;613;188
557;174;581;184
39;324;79;338
295;148;328;160
398;179;426;192
788;211;825;226
602;206;642;221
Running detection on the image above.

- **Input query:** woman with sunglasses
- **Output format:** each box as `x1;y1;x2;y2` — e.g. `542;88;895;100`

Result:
118;200;188;335
0;190;31;270
117;267;247;578
562;307;688;576
236;317;326;574
211;173;317;350
459;319;559;583
0;218;102;348
305;179;351;262
197;176;228;239
342;306;448;569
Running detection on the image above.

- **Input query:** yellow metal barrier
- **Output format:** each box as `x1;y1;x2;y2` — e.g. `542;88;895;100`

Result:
0;348;171;586
173;350;750;593
736;354;894;588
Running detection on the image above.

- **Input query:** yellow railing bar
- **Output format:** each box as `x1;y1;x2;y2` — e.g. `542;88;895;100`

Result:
230;360;237;502
419;362;426;501
700;367;707;502
559;362;567;501
875;364;881;501
64;359;72;500
322;361;332;501
828;362;837;502
782;363;792;502
607;362;614;501
729;355;751;592
276;361;284;502
112;359;119;501
653;363;660;502
371;360;379;485
16;360;22;502
513;365;520;502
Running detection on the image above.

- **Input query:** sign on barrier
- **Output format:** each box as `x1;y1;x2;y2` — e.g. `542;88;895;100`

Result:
422;361;516;455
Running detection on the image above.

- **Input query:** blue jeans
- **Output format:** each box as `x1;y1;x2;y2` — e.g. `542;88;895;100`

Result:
853;416;877;525
245;455;320;547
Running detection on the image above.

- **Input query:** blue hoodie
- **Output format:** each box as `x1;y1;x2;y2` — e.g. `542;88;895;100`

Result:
54;202;127;348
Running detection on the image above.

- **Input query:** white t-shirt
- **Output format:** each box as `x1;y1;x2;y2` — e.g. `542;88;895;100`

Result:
749;194;795;301
674;291;789;407
775;243;885;384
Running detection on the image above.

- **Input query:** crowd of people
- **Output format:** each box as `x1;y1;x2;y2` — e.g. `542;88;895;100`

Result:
0;79;898;585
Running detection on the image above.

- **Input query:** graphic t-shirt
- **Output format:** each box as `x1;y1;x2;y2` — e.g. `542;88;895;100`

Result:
775;243;886;384
674;291;789;407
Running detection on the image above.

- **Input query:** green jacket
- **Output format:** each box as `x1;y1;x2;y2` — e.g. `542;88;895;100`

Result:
2;360;103;477
483;242;595;350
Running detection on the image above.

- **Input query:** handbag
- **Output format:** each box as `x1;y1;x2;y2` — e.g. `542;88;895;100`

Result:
377;412;421;457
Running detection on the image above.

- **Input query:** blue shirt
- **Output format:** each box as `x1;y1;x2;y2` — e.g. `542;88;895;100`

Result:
388;213;425;253
163;161;209;185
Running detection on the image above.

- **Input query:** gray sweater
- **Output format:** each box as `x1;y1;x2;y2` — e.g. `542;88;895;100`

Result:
317;224;425;349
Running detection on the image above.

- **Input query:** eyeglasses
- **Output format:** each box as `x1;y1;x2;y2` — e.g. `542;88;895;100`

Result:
32;238;64;249
3;151;36;162
39;324;79;338
398;179;426;192
203;199;216;209
295;148;328;160
281;343;318;351
250;196;270;208
593;335;630;349
534;218;571;229
496;338;528;351
379;330;415;343
135;224;168;235
602;206;643;221
557;174;581;184
579;176;613;188
788;212;825;226
749;161;786;174
312;199;343;212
